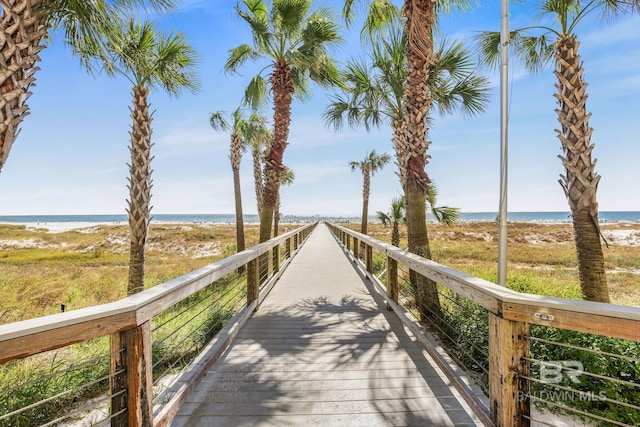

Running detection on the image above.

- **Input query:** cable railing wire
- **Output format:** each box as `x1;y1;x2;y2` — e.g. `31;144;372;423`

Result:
524;375;640;412
151;272;243;333
151;282;246;377
0;370;115;422
152;276;245;349
0;347;120;396
527;395;633;427
525;356;640;390
527;335;640;364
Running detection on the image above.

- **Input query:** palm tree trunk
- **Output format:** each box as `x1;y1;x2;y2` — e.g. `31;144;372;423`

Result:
391;221;400;247
127;86;153;295
402;0;441;321
391;120;408;187
232;166;246;252
260;61;293;243
0;0;47;173
361;169;370;235
273;192;280;237
406;182;441;320
230;134;245;252
252;148;263;219
555;35;609;303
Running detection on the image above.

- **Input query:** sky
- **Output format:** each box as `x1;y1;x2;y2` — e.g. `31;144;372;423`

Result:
0;0;638;217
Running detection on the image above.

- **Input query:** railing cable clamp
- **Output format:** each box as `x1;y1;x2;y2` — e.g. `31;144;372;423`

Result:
533;312;554;322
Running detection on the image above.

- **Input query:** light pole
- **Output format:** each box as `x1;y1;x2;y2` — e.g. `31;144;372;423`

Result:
497;0;509;287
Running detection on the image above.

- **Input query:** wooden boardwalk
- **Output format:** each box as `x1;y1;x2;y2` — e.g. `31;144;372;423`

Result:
171;224;484;426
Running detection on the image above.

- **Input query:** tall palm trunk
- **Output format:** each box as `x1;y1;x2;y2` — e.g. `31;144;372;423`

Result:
252;147;263;219
127;86;153;295
555;35;609;303
260;61;293;242
402;0;441;320
361;166;371;234
273;192;280;237
391;221;400;247
0;0;47;173
230;134;245;252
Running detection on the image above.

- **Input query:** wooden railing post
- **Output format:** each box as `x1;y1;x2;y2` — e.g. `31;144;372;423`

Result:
110;322;152;427
353;236;359;260
247;258;259;309
285;237;291;259
489;313;530;427
346;233;351;252
294;234;299;250
365;244;373;274
387;255;398;310
273;243;280;273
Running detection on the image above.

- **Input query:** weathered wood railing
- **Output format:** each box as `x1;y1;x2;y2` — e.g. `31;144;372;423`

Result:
327;222;640;427
0;223;316;427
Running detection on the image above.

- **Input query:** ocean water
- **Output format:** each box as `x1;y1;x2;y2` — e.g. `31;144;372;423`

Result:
0;211;639;224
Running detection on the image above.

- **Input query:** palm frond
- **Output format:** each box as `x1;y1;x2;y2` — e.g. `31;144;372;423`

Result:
153;30;200;96
360;0;401;41
431;206;461;226
377;211;391;227
225;44;258;74
242;0;268;19
273;0;310;36
243;75;269;110
301;9;343;55
210;111;230;132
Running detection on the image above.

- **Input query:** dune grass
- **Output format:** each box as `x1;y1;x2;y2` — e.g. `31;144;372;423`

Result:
0;222;296;324
352;221;640;306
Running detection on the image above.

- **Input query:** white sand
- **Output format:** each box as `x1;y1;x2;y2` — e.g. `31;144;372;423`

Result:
2;221;126;233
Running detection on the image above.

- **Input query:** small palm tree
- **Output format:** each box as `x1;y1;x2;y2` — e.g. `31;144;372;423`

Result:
476;0;639;303
378;188;459;247
226;0;343;242
210;108;267;253
79;19;198;295
377;197;405;247
0;0;174;174
349;150;390;235
273;167;295;237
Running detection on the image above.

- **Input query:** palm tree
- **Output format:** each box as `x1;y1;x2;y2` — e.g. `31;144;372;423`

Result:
273;167;295;237
325;24;489;319
350;150;391;235
210;108;267;253
377;197;405;247
0;0;174;175
78;19;198;295
341;0;474;262
378;189;459;247
226;0;343;242
476;1;639;303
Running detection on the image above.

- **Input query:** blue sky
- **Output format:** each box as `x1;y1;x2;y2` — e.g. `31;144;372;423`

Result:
0;0;638;216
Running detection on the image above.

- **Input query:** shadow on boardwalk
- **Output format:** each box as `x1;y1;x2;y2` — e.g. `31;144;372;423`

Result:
172;224;482;426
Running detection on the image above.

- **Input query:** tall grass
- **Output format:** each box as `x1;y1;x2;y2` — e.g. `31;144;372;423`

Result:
355;222;640;306
0;222;296;425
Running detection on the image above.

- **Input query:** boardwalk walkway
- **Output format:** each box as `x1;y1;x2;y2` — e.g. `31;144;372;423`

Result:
171;224;484;426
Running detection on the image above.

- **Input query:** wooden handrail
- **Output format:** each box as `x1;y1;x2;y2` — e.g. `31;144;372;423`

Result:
327;223;640;340
0;223;316;364
0;223;317;427
328;222;640;427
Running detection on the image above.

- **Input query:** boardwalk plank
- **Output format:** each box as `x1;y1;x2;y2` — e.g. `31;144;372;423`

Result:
171;224;483;426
